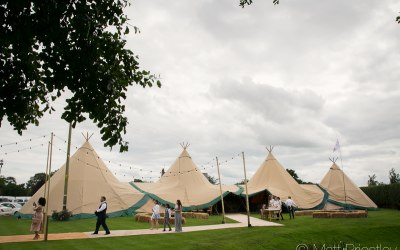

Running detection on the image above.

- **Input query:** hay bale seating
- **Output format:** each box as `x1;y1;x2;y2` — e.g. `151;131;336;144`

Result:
134;213;186;224
312;210;368;219
295;210;314;216
182;212;209;219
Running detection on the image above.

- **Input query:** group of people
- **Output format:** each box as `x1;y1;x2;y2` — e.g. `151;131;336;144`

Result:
30;193;297;239
29;195;183;239
150;199;183;232
260;195;297;220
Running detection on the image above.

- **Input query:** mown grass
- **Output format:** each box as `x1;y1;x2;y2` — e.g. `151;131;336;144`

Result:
0;210;399;250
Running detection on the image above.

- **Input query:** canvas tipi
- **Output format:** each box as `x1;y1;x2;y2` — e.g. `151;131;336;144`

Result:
245;148;327;209
131;143;241;211
319;162;377;210
18;140;148;219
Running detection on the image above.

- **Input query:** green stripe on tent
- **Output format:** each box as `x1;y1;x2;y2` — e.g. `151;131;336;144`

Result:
15;195;152;220
326;199;379;211
129;182;233;212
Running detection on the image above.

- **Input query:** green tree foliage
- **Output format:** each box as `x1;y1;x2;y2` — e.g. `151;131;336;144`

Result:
368;174;379;187
361;183;400;209
388;168;400;184
368;174;378;186
203;173;218;184
239;0;279;8
0;176;27;196
25;172;57;196
0;0;160;152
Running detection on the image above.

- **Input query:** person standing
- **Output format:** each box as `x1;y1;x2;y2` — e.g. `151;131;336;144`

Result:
277;197;284;220
31;197;46;240
150;200;160;230
174;199;183;232
92;196;110;235
163;204;172;231
285;196;297;219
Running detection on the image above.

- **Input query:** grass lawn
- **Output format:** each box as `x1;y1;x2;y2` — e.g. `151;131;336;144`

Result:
0;209;399;250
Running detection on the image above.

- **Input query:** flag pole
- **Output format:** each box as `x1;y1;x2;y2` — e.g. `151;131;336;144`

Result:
242;152;251;227
216;157;226;224
334;139;347;210
338;147;347;209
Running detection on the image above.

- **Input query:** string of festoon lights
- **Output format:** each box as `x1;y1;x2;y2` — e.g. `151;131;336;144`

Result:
0;134;243;181
0;135;48;156
52;134;161;181
200;152;242;172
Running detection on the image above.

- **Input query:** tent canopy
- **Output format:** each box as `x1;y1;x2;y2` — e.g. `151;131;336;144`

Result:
131;146;241;211
320;162;377;210
245;150;327;210
19;141;148;219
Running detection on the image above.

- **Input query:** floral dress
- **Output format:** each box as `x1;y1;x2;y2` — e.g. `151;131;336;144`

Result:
30;205;43;232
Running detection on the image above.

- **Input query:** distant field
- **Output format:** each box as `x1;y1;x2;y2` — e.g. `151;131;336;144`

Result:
0;209;399;250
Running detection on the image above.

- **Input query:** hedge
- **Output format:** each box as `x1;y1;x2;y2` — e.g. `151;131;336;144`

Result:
360;183;400;209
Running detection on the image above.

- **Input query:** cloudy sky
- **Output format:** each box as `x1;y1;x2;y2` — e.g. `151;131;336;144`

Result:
1;0;400;187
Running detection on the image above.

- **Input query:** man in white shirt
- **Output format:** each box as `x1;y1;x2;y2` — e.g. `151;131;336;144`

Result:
285;196;297;219
92;196;110;235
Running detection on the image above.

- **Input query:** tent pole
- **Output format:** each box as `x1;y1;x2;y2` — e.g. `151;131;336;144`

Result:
242;152;251;227
62;123;72;210
44;132;53;241
216;157;225;224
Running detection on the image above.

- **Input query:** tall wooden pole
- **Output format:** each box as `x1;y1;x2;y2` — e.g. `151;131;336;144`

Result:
242;152;251;227
44;132;53;241
62;123;72;210
43;141;51;199
216;157;225;224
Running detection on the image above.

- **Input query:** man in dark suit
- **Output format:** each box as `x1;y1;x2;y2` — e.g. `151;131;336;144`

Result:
92;196;110;235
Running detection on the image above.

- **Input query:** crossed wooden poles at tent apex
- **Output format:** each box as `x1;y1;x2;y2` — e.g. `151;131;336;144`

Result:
180;142;190;149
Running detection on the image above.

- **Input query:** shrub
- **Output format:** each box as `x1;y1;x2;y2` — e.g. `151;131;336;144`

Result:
361;183;400;209
52;209;73;221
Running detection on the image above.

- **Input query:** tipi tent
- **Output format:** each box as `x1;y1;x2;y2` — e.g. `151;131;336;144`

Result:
131;144;242;211
320;162;377;210
245;148;327;209
19;140;149;219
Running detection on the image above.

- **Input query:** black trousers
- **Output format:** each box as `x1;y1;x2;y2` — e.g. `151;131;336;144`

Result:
95;214;110;234
288;206;295;219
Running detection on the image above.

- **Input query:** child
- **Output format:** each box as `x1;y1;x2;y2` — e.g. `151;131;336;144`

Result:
163;204;172;231
150;200;160;230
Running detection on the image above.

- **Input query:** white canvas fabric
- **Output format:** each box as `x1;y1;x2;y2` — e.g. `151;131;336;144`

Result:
132;147;241;210
320;163;377;209
19;141;146;218
246;151;326;209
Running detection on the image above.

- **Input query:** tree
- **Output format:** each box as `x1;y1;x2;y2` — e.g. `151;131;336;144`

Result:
389;168;400;184
240;1;399;24
25;173;46;196
0;176;27;196
239;0;279;8
0;1;160;152
286;169;304;184
368;174;378;187
203;173;218;184
235;179;249;185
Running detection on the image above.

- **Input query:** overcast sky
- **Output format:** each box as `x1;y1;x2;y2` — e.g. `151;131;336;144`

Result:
1;0;400;187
